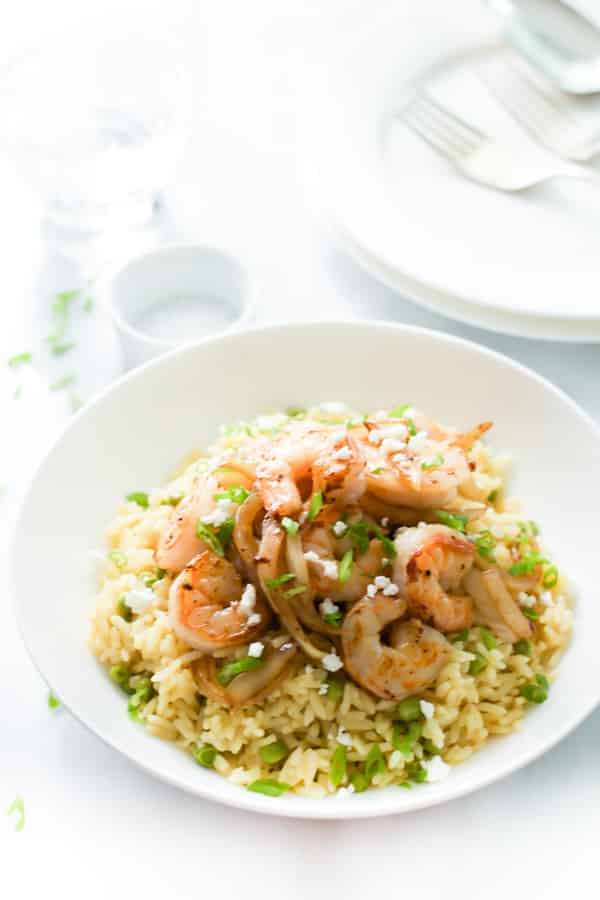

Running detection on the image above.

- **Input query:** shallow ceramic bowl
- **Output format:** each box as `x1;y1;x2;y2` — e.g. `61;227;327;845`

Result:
12;322;600;819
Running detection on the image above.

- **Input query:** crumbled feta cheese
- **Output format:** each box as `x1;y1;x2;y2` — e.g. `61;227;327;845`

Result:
368;429;383;445
304;551;338;580
201;498;235;526
408;430;428;452
320;401;346;414
123;588;155;615
383;582;399;596
367;583;377;598
318;683;329;695
540;591;554;607
336;725;352;747
248;642;264;658
373;575;399;596
380;517;389;527
333;520;347;537
518;591;536;608
424;756;451;783
246;613;262;626
420;700;435;720
322;652;343;672
320;598;340;617
280;641;294;652
239;583;257;613
335;445;352;461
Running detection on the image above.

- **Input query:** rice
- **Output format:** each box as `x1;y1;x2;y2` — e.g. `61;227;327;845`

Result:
88;404;573;797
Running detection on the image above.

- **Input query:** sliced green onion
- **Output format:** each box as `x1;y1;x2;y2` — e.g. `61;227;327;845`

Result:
405;761;427;783
8;351;32;368
392;721;422;756
421;454;444;471
49;373;76;392
307;491;324;521
434;510;468;533
117;596;133;622
109;665;134;694
536;673;550;691
132;675;155;704
395;696;422;722
126;491;149;508
266;572;296;590
520;681;548;704
214;486;249;504
371;467;384;475
522;607;540;620
281;516;299;536
325;675;345;702
47;692;60;710
83;295;94;312
346;520;370;554
487;489;498;503
323;611;343;627
513;639;532;657
248;779;290;797
338;550;354;584
218;656;263;686
405;418;417;436
195;519;235;557
350;771;369;793
474;530;496;561
139;568;166;589
542;565;559;589
508;552;547;576
329;746;347;787
399;781;413;790
365;744;386;783
421;739;441;758
389;404;411;418
160;494;184;507
479;626;497;650
260;738;289;765
468;653;488;676
282;584;307;599
285;405;306;418
108;549;128;569
450;628;469;643
193;743;217;768
6;796;25;832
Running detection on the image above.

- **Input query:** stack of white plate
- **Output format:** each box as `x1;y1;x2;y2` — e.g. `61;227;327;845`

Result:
305;0;600;341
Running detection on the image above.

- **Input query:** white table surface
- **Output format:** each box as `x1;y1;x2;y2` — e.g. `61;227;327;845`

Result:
2;0;599;894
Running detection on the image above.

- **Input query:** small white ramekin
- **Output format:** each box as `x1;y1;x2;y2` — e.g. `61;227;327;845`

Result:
108;244;256;369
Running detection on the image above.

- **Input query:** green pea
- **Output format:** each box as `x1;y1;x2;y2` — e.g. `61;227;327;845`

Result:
395;696;422;722
193;743;217;768
468;653;488;676
259;739;289;765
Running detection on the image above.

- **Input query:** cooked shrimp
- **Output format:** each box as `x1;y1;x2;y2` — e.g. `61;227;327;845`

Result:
254;429;366;516
394;524;475;632
464;567;533;644
300;520;385;604
168;551;270;652
155;474;218;572
342;591;450;699
193;638;298;709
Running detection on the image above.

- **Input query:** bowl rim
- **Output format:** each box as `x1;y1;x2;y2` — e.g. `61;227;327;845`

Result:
11;319;600;819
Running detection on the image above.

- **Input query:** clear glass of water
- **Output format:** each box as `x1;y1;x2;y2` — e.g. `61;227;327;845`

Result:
0;22;189;239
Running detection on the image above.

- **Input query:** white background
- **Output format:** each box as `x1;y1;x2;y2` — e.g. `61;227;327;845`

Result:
1;1;599;895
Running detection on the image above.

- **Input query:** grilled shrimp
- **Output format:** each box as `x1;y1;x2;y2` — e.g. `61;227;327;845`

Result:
363;419;491;509
341;591;450;699
168;551;270;652
254;429;366;517
464;567;533;644
394;524;475;632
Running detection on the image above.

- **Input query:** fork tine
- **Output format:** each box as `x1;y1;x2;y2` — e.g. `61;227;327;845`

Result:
482;61;579;137
403;94;482;163
402;103;465;162
416;94;485;147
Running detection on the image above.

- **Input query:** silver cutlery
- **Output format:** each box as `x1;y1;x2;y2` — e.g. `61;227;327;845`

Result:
401;92;600;191
481;59;600;161
488;0;600;94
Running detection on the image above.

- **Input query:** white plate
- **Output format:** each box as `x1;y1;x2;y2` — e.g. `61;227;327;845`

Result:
12;322;600;818
306;0;600;332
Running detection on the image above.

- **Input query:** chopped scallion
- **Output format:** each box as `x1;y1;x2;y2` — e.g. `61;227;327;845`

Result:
218;656;263;686
307;491;324;521
542;565;558;589
117;596;133;621
47;692;60;710
350;771;369;793
389;404;410;418
365;744;386;783
522;607;540;620
126;491;149;508
395;696;422;722
323;611;343;628
6;796;25;832
193;743;217;768
266;572;296;590
7;351;32;368
108;549;128;569
195;519;235;557
479;626;497;650
285;406;306;418
282;584;307;599
329;746;347;788
214;486;249;504
281;516;299;536
513;639;532;657
434;510;468;532
338;549;354;583
508;552;547;576
260;738;289;765
474;530;496;561
468;653;488;676
247;779;290;797
325;675;345;702
421;454;444;471
450;628;470;643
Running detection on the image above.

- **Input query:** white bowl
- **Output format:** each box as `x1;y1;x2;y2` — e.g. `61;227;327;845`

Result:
12;322;600;819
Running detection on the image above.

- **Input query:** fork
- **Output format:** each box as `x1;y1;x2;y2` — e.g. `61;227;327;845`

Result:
480;59;600;161
401;92;600;191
